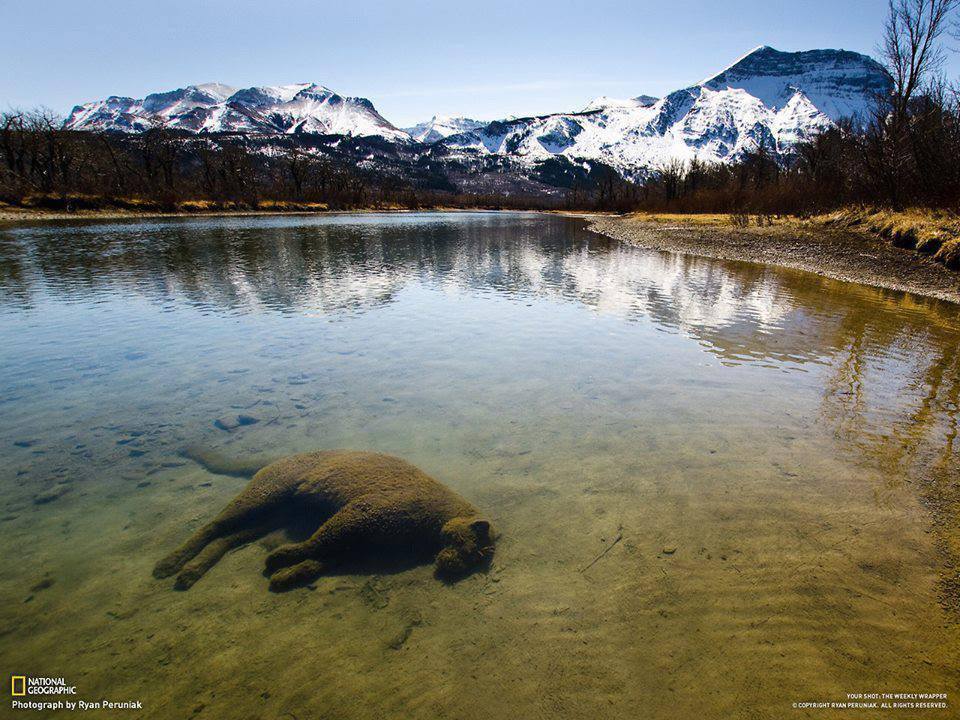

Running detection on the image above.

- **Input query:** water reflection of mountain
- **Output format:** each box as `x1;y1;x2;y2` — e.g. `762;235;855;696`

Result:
2;213;957;368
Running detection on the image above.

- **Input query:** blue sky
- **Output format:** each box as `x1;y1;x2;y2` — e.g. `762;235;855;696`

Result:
5;0;958;127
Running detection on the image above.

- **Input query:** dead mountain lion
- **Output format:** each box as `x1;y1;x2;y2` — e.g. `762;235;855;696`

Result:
154;450;496;591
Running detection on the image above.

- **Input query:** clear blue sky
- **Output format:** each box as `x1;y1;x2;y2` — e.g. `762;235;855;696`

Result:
5;0;958;127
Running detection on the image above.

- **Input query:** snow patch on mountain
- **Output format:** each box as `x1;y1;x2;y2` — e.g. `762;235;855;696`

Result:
582;95;659;112
404;115;487;143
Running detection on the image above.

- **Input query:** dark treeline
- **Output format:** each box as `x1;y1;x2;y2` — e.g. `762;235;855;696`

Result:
0;111;563;213
0;110;376;210
581;0;960;214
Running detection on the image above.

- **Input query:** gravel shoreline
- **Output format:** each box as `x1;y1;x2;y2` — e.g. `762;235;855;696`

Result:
588;215;960;305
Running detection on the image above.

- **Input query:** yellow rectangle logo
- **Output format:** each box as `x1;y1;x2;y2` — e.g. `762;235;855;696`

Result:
11;676;26;696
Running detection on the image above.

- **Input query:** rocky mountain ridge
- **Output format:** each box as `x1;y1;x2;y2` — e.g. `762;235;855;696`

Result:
63;46;891;186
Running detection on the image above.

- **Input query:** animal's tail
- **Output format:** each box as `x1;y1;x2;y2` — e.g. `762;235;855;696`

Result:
181;445;279;478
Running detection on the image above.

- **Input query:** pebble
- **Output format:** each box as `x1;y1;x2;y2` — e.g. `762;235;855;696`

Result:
214;414;260;432
661;546;677;555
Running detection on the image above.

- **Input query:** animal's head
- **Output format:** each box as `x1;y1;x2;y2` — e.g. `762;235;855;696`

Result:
435;517;496;580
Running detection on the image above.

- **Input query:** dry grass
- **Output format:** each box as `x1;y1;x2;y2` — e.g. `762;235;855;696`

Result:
818;207;960;269
625;212;737;226
254;200;329;212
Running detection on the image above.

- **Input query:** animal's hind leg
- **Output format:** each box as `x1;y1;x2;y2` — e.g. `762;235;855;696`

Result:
154;520;225;579
264;500;383;575
172;524;268;590
154;492;287;579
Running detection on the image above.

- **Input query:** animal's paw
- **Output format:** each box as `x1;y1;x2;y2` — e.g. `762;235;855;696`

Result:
269;560;324;592
173;567;202;591
153;554;182;579
264;544;305;573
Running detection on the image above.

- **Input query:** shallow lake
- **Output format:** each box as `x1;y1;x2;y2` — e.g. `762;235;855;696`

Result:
1;211;958;718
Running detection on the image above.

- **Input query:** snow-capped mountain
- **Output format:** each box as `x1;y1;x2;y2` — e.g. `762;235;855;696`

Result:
701;46;889;121
404;115;487;144
62;46;891;187
64;83;409;141
437;46;889;178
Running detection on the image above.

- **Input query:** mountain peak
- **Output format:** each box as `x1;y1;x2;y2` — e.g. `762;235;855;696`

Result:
700;46;890;120
193;83;237;101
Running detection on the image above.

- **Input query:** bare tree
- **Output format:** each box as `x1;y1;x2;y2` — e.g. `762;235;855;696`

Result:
882;0;959;123
658;158;686;202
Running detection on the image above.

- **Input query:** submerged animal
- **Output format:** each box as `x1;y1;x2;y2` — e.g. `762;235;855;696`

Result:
154;449;495;591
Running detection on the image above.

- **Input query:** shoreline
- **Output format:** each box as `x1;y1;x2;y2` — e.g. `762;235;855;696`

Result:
587;214;960;305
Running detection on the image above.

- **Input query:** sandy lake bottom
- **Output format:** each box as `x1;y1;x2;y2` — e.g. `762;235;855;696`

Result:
1;212;958;719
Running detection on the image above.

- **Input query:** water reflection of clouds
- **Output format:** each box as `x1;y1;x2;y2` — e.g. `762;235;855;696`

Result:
558;245;793;330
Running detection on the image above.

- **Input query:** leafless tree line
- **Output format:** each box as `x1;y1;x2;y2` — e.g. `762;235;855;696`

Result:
0;114;423;210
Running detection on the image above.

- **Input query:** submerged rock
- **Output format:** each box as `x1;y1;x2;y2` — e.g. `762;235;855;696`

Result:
213;414;260;432
30;576;54;592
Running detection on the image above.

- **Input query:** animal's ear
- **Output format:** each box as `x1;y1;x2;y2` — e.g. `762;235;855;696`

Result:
470;518;492;542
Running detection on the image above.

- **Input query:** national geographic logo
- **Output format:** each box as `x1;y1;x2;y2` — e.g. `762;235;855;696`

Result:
10;676;77;696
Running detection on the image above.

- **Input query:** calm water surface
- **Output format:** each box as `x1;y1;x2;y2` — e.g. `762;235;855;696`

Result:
0;212;958;719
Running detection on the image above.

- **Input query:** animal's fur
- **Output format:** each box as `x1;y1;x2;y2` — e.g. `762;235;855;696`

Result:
154;450;495;591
